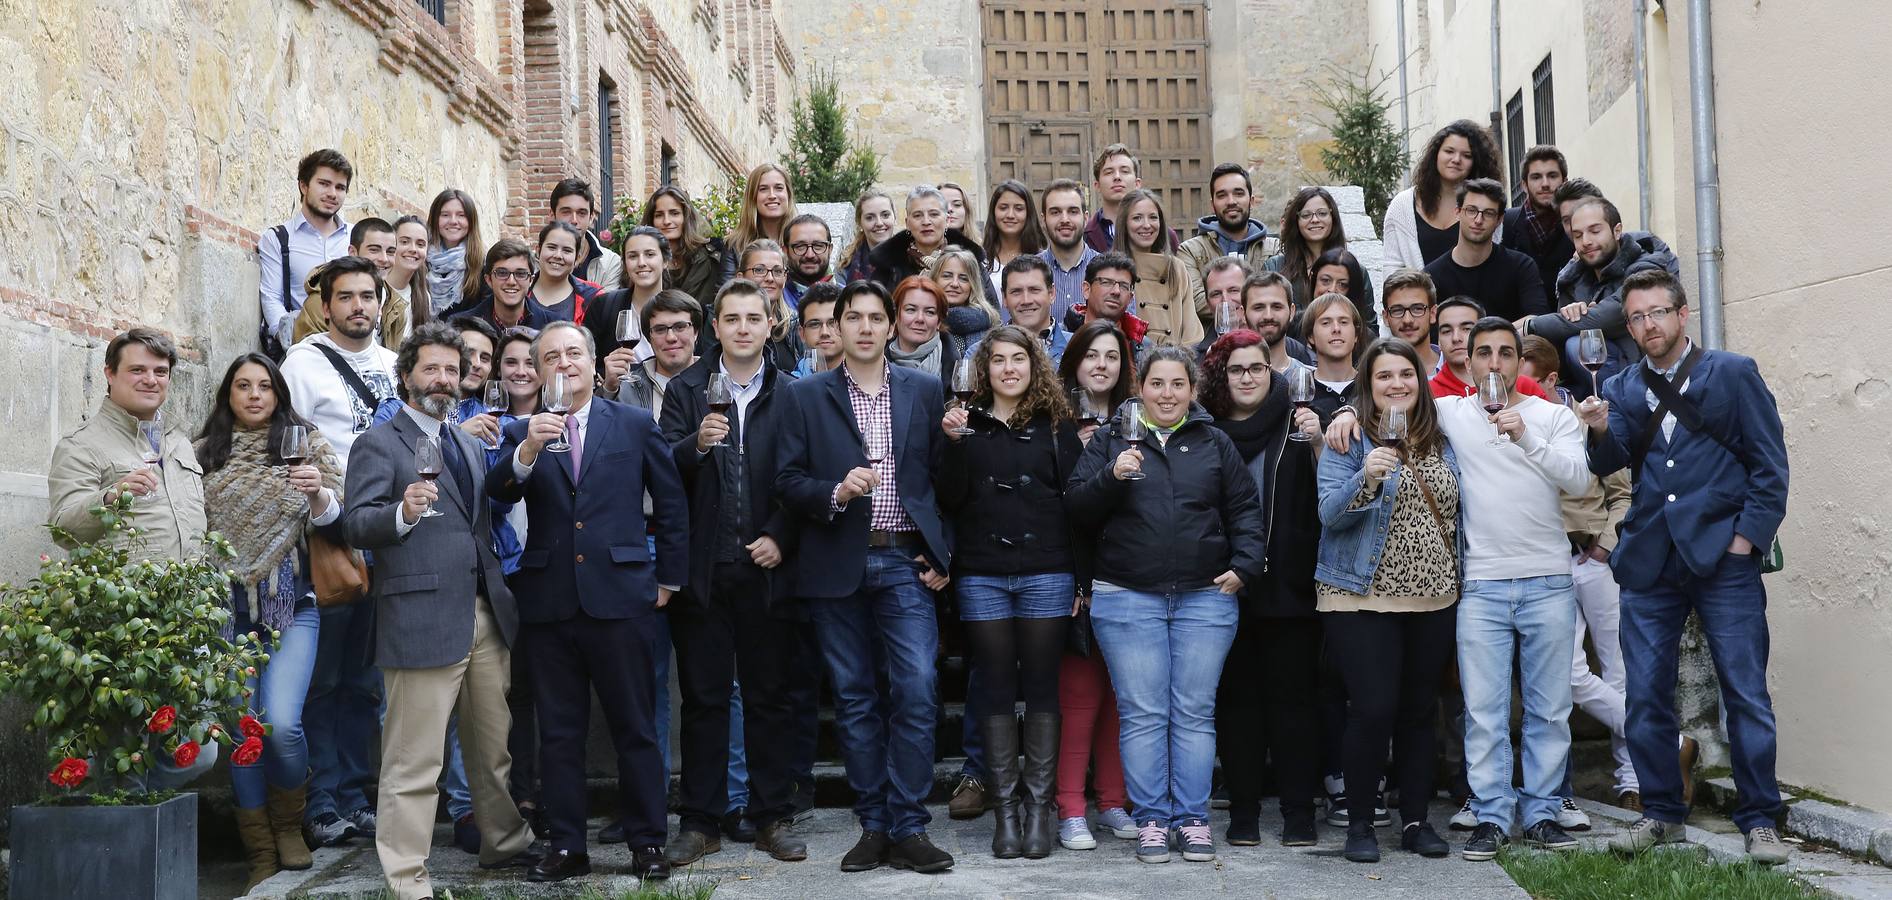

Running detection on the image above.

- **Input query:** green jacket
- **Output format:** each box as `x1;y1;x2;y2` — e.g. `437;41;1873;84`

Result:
47;400;206;562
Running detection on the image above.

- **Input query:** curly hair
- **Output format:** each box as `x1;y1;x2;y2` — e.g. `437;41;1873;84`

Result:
1198;329;1265;419
972;325;1070;428
1277;187;1350;293
1413;120;1502;219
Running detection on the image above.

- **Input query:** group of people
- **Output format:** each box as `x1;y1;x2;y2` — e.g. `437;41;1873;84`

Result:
45;122;1792;899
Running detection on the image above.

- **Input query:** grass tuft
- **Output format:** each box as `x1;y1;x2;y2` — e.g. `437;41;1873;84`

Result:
1497;846;1814;900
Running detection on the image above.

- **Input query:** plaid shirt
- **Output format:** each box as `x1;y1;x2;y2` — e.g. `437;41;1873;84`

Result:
1522;202;1562;250
837;362;917;532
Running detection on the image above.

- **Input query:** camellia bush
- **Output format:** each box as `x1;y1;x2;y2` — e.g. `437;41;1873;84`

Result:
0;493;271;797
605;173;745;258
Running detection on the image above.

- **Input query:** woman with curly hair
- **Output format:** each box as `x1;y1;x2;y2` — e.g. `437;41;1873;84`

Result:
1264;187;1350;308
1383;120;1503;270
938;325;1084;861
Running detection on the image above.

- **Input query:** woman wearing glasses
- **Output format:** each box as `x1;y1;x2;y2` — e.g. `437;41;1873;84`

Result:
1264;187;1350;307
735;238;807;374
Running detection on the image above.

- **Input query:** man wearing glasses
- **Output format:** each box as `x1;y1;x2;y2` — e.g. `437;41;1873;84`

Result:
1424;178;1549;323
1577;270;1790;867
1380;269;1445;377
459;240;563;332
783;214;836;312
796;282;844;377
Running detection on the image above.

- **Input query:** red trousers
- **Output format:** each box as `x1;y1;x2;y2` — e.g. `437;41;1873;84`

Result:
1056;651;1127;819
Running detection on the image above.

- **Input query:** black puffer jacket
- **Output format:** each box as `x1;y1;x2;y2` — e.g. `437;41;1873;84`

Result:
937;409;1083;577
1209;383;1320;618
1066;405;1266;594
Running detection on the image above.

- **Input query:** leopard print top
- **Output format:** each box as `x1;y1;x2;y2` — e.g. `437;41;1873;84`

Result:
1317;450;1461;613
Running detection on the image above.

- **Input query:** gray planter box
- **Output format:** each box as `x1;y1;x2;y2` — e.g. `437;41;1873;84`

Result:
8;792;196;900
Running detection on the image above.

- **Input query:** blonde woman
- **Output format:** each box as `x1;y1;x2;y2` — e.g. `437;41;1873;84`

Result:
842;189;898;282
929;247;999;357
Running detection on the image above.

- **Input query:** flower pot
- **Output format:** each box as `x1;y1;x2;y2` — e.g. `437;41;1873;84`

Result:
8;792;196;900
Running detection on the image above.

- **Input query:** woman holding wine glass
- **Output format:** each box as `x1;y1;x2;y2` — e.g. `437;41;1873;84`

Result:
1066;346;1265;864
1313;338;1462;864
1058;322;1137;445
936;325;1084;860
1198;331;1328;846
194;352;346;891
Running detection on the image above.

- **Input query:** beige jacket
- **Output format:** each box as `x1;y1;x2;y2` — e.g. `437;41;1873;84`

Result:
1178;231;1279;322
47;400;207;562
1563;468;1632;554
1133;252;1205;349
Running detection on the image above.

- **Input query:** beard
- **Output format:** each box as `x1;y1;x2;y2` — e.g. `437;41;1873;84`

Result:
412;384;457;419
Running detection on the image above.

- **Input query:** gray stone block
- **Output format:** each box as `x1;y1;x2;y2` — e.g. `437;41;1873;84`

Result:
1787;797;1892;864
8;792;196;900
922;48;967;79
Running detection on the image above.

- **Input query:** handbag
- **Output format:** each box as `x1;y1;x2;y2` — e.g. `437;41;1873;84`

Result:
309;530;370;607
1064;603;1095;658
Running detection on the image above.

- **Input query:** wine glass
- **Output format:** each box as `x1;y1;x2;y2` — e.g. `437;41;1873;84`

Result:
481;380;507;449
1478;371;1510;447
137;419;164;502
616;309;643;356
861;428;887;498
1379;405;1409;477
1286;366;1316;442
1577;328;1608;397
414;436;445;518
949;358;976;435
1215;300;1242;336
542;373;572;453
279;424;309;483
801;348;821;377
1119;398;1148;480
705;373;734;448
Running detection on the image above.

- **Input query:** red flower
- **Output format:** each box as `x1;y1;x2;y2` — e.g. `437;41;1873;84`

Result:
239;715;266;740
232;736;264;767
48;757;88;788
172;741;200;768
146;705;177;734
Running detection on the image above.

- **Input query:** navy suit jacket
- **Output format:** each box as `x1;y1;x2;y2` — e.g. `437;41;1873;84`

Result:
1587;347;1788;590
485;397;689;622
774;363;951;598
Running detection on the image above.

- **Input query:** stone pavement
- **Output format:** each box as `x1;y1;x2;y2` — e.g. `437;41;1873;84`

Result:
251;800;1535;900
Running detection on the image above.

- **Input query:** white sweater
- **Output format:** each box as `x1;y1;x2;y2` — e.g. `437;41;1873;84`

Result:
1382;186;1504;272
280;333;399;471
1436;394;1589;581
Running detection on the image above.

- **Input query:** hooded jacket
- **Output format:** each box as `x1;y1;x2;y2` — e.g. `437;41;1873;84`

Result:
1526;231;1680;356
1179;215;1280;321
578;229;624;293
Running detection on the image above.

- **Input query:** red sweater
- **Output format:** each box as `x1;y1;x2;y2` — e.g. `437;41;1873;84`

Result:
1430;365;1553;402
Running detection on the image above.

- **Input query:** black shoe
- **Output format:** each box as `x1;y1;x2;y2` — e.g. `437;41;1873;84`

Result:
888;833;954;873
665;829;721;866
1462;822;1507;861
304;810;358;848
598;820;627;844
841;830;890;872
527;849;591;882
1281;809;1318;847
1226;814;1261;847
721;806;757;843
633;845;672;880
453;813;481;855
1343;822;1379;863
1523;818;1579;852
756;819;809;862
1401;821;1449;858
479;842;546;870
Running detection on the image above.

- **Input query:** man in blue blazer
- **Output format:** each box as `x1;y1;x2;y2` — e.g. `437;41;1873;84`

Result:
775;280;956;874
485;321;689;882
1579;270;1790;865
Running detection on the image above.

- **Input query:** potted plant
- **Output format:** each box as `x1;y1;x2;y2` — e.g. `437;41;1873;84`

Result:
2;494;269;900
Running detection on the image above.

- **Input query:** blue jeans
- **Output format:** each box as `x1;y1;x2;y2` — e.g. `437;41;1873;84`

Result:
956;573;1077;621
444;715;473;820
1622;551;1781;831
957;658;987;782
231;605;322;809
649;534;672;778
1459;575;1577;831
728;682;749;811
305;601;383;820
1088;584;1238;827
809;549;940;840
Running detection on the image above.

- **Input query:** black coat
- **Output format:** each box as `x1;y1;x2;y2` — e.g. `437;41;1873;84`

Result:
863;228;1003;312
937;409;1083;577
1211;401;1321;618
658;357;799;610
1066;405;1266;594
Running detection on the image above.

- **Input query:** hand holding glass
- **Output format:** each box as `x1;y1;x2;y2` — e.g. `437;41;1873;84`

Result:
1119;399;1148;480
705;373;734;448
542;373;572;453
1287;367;1316;442
1478;371;1510;446
949;359;976;435
414;437;446;518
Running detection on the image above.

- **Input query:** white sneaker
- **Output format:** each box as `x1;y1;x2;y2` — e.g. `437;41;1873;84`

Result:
1097;806;1138;839
1372;776;1392;828
1059;816;1098;850
1557;797;1593;831
1324;775;1349;827
1450;797;1479;831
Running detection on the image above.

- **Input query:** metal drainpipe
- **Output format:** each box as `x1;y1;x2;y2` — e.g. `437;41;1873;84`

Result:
1397;0;1410;160
1633;0;1653;231
1687;0;1725;348
1489;0;1505;194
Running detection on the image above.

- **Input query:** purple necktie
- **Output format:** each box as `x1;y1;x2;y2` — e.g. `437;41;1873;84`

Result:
567;415;581;480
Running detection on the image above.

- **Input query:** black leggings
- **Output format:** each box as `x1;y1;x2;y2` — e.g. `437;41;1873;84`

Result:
1216;615;1323;816
964;617;1066;716
1324;606;1457;827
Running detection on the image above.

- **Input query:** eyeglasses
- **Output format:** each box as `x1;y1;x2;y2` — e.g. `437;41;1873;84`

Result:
801;317;837;333
492;268;532;282
745;266;788;279
1089;277;1133;292
1385;304;1432;320
648;322;694;337
1626;307;1678;328
789;241;833;255
1297;209;1333;222
1226;363;1271;382
1461;207;1502;222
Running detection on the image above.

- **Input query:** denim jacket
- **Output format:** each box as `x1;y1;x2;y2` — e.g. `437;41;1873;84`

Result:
1314;434;1464;595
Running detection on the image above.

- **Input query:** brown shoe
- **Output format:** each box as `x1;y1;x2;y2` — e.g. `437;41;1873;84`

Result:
948;775;990;820
1618;791;1644;814
1678;736;1701;806
235;805;280;891
266;782;315;870
756;819;809;861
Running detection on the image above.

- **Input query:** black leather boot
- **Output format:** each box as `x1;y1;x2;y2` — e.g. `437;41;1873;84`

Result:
983;714;1024;859
1020;712;1061;859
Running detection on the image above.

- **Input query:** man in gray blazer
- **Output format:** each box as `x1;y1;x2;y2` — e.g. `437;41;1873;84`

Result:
344;323;538;900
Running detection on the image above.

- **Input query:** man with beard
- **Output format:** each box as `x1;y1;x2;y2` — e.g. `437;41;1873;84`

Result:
783;214;836;311
280;255;403;847
1038;179;1099;324
1425;178;1548;322
1179;164;1280;325
1519;197;1679;395
261;148;354;350
344;323;541;900
1429;296;1554;402
1237;272;1315;371
1500;147;1575;311
1065;252;1150;348
292;218;411;351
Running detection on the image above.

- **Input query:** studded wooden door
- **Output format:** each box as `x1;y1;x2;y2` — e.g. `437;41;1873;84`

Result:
982;0;1212;219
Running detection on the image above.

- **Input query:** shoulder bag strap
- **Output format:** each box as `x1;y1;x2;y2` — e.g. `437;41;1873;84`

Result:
275;225;293;310
1629;347;1705;476
311;343;382;410
1405;458;1455;555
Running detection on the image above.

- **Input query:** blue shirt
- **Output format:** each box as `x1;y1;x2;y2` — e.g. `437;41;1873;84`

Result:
1037;246;1099;326
260;209;352;344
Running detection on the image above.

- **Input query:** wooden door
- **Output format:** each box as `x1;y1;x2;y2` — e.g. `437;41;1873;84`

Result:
982;0;1212;220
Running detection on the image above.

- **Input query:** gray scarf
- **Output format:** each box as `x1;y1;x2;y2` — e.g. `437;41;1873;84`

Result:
426;245;467;315
888;333;944;379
